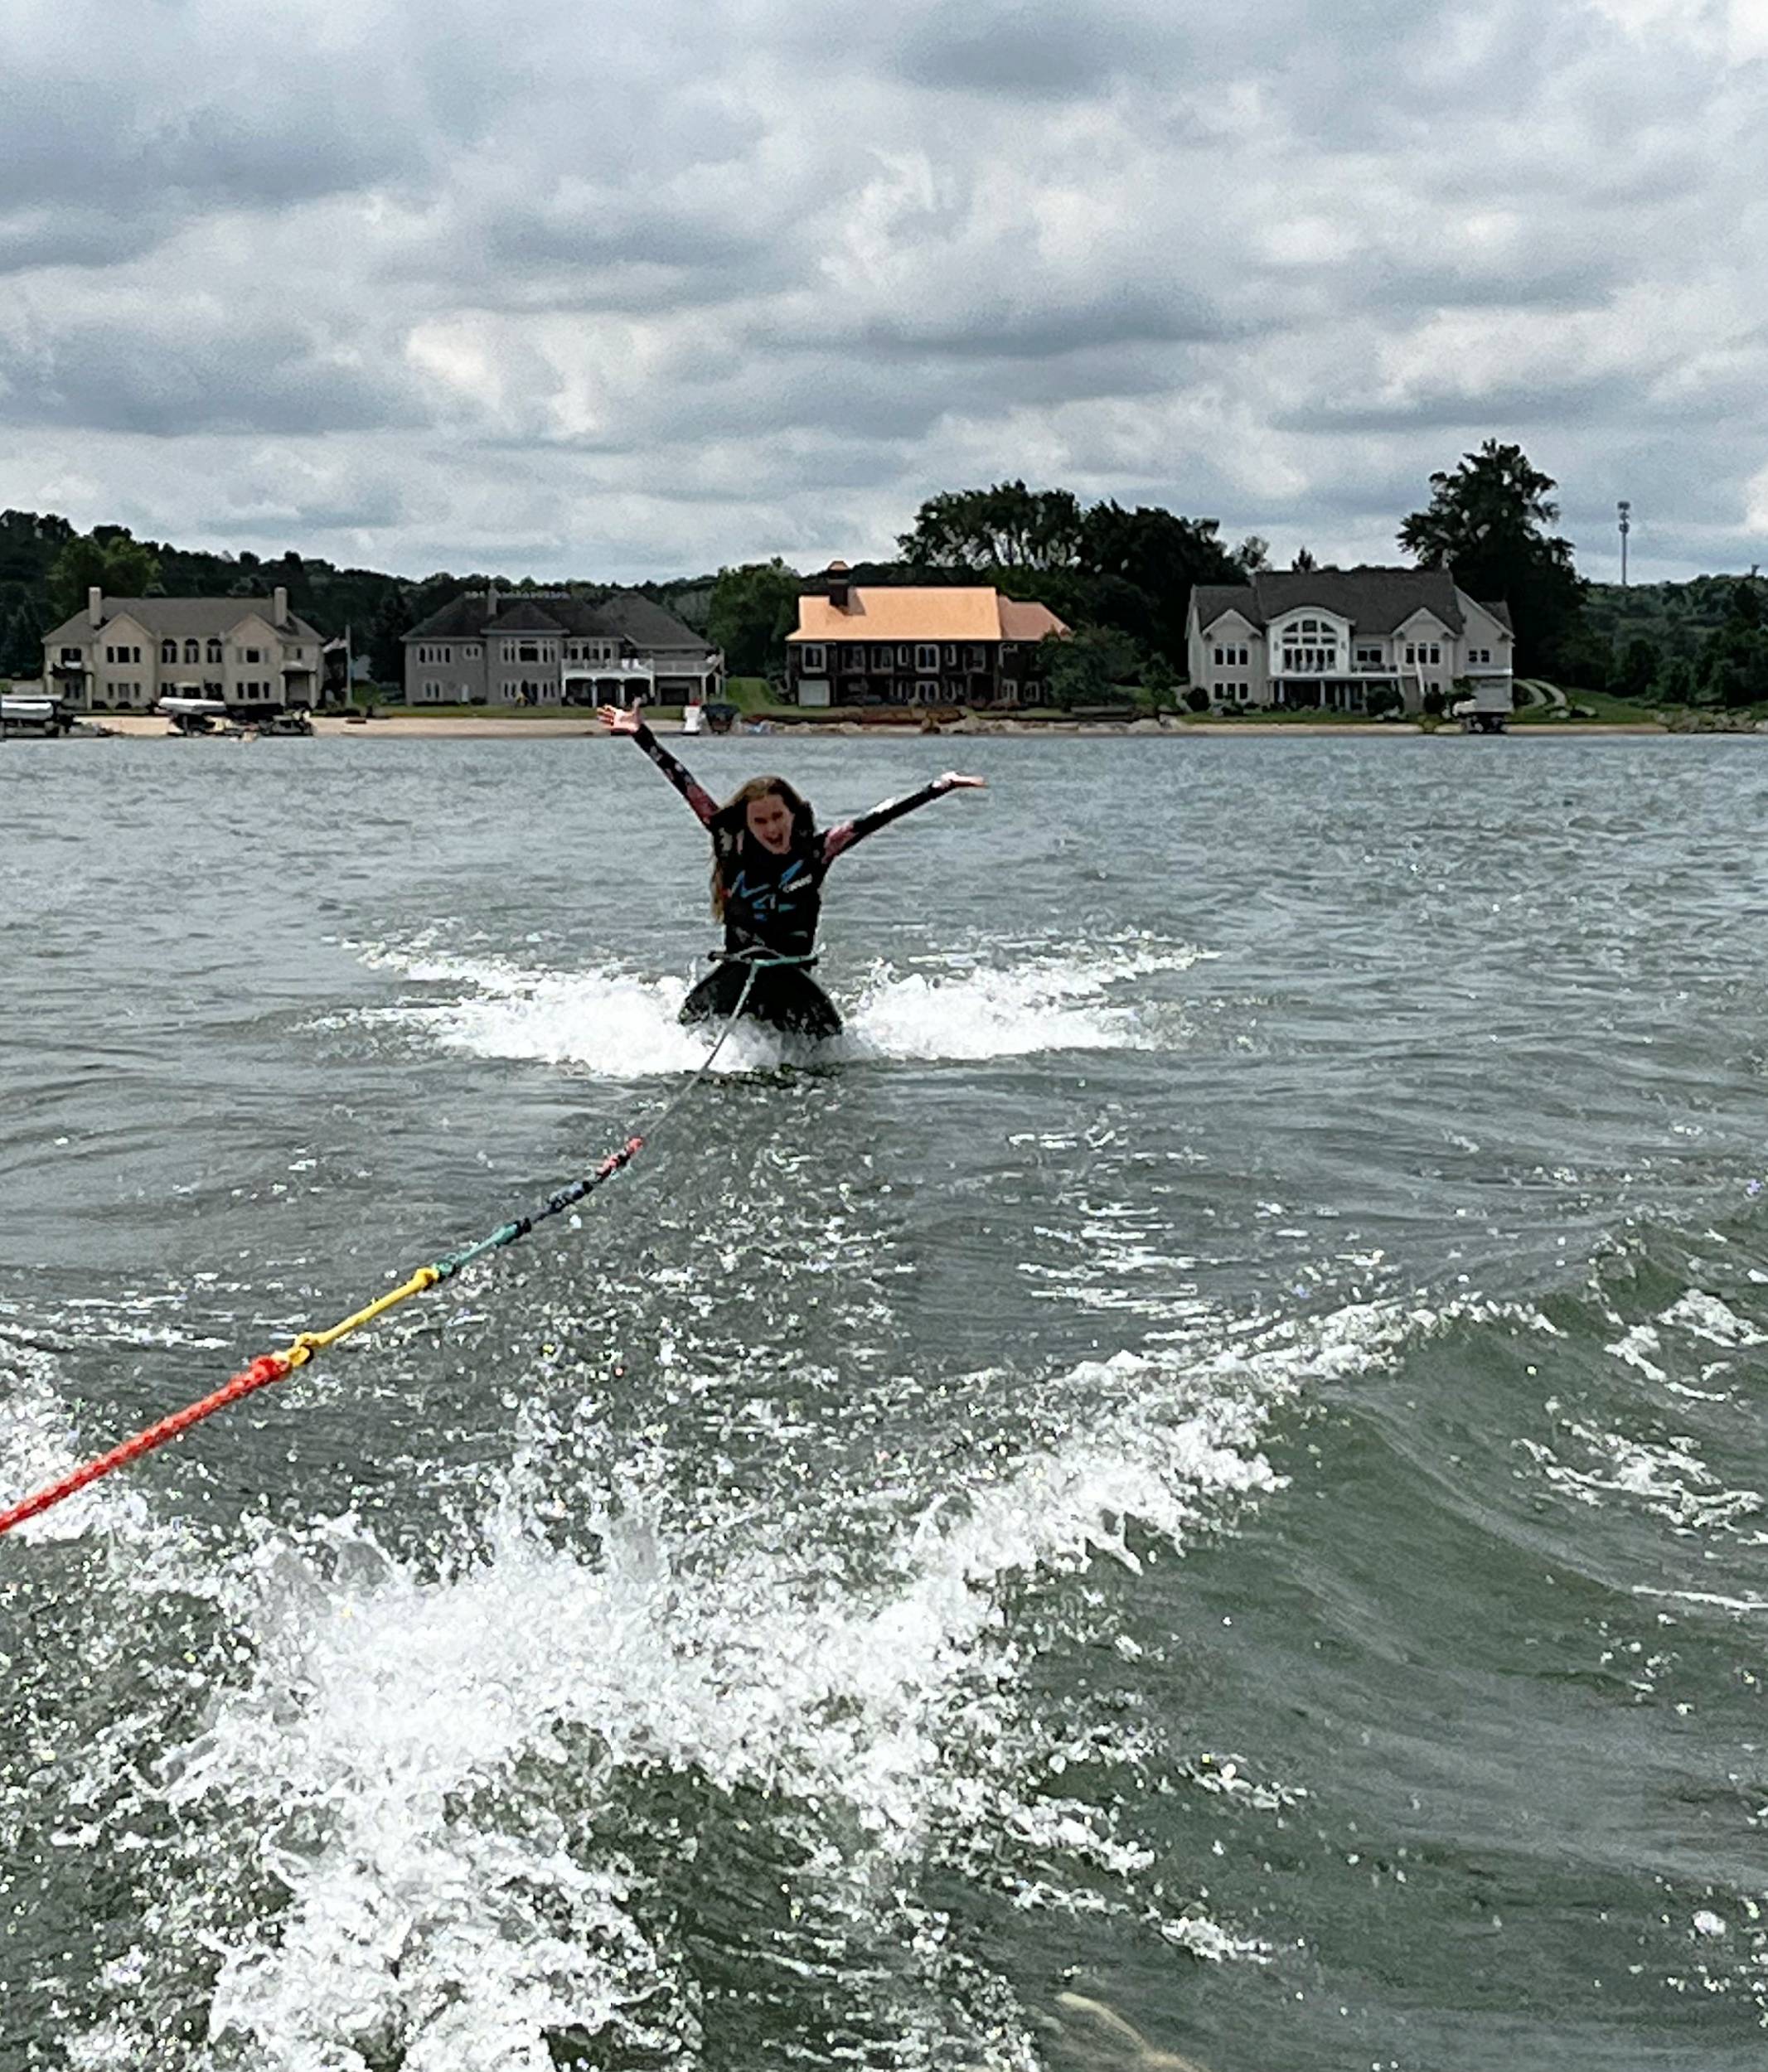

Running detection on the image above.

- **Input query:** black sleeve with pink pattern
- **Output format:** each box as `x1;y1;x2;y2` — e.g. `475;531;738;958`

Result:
821;776;954;864
631;719;719;827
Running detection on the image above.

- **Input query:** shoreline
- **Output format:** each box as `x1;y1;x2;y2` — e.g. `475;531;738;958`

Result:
61;714;1734;741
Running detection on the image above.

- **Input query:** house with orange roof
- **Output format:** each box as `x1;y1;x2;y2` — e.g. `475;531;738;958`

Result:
785;564;1068;708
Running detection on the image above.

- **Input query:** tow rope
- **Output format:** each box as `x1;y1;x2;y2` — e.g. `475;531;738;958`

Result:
0;955;787;1540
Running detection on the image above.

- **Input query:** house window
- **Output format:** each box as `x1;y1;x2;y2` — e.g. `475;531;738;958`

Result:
800;644;826;671
942;645;957;666
896;645;912;667
1002;678;1020;702
207;640;223;664
60;646;81;663
916;679;938;700
915;644;937;670
184;638;200;663
1355;646;1381;666
965;646;986;671
160;640;177;663
517;642;540;662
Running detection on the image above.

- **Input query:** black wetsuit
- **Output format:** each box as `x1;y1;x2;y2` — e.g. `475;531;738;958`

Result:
627;719;959;1035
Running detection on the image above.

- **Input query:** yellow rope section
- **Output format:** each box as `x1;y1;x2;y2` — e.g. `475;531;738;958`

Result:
275;1265;443;1369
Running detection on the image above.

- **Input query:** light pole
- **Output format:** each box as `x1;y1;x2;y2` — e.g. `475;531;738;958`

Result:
1617;500;1631;588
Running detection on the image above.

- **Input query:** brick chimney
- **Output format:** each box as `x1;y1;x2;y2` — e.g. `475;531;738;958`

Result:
273;585;288;625
88;585;103;627
826;559;851;611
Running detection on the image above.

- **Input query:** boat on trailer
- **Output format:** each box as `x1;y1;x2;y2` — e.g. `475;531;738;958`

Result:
0;694;74;738
157;696;235;736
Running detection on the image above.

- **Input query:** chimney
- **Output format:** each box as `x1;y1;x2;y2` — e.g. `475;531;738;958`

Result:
826;559;851;611
88;585;103;627
273;585;288;626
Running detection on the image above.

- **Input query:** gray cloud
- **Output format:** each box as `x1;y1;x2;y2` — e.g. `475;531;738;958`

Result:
0;0;1764;583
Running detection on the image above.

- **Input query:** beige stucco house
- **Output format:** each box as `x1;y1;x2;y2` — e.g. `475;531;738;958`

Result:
41;587;325;710
1186;568;1514;714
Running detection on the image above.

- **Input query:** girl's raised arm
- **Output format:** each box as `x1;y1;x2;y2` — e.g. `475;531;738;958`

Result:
600;705;718;827
821;770;986;864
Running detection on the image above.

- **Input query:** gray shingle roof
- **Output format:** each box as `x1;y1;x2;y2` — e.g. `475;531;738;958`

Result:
41;594;322;643
1194;566;1489;637
405;588;711;655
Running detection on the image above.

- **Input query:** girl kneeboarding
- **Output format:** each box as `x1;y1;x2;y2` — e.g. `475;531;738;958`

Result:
599;704;985;1036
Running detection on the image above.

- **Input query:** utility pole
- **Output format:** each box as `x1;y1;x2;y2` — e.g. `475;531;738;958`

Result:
1617;500;1631;587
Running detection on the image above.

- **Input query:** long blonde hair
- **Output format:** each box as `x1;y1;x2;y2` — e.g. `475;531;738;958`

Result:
708;775;816;917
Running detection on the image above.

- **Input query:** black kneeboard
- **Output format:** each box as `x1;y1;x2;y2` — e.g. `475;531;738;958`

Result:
680;961;843;1038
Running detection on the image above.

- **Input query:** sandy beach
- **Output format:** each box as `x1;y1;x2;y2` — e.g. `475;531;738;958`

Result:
75;712;1693;741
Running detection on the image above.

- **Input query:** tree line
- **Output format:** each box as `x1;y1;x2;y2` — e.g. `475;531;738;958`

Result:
6;446;1762;708
710;442;1602;701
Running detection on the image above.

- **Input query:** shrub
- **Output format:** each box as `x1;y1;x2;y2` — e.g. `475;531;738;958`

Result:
1185;686;1209;714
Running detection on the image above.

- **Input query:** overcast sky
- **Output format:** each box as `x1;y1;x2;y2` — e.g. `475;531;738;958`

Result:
2;0;1764;585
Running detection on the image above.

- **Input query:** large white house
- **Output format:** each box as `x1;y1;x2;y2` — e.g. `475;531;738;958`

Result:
41;587;326;711
403;588;721;708
1187;567;1514;714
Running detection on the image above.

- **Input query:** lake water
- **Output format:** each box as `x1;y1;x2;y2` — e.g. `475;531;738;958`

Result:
2;733;1766;2072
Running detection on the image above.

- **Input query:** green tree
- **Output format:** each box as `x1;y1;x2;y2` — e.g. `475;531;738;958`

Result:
708;559;802;678
1075;501;1239;665
0;598;45;678
1291;545;1317;571
46;529;162;622
1232;535;1270;574
1039;625;1137;708
1696;616;1768;708
1141;656;1179;709
366;588;411;685
1397;439;1586;673
1654;656;1693;704
1616;635;1659;699
899;481;1083;571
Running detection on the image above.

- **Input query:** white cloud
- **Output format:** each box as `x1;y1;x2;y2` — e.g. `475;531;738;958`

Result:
0;0;1763;581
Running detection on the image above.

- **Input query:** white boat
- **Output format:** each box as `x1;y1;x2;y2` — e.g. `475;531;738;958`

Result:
0;694;72;736
157;695;233;735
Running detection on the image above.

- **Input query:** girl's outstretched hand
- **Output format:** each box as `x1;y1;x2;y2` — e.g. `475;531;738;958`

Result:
599;703;644;733
941;772;986;788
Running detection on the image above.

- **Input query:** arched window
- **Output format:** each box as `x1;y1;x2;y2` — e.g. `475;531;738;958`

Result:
161;639;177;663
185;638;200;663
206;638;223;664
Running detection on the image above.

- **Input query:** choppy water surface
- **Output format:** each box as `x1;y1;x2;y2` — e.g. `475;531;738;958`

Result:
2;733;1766;2072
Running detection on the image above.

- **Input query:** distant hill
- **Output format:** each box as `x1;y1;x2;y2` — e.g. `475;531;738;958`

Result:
1584;574;1766;665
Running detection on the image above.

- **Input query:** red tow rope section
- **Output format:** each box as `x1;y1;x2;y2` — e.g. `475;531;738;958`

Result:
0;1354;293;1538
0;957;765;1542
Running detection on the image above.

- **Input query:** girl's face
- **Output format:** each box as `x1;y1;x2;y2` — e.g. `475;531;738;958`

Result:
745;791;795;854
